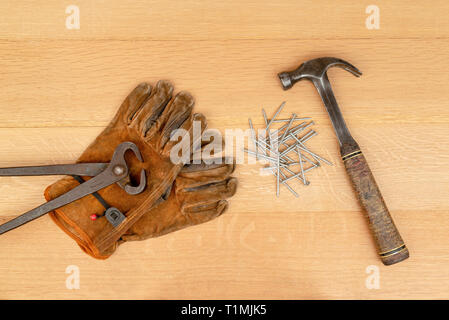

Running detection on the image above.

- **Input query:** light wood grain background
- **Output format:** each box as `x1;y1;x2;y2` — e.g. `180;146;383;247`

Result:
0;0;448;299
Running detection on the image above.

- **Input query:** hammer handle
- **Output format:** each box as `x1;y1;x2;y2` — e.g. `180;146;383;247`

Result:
341;142;409;265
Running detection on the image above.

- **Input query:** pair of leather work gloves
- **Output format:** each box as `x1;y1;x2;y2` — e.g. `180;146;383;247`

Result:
44;81;237;259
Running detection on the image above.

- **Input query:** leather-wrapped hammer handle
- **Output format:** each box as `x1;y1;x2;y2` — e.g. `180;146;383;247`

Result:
341;141;409;265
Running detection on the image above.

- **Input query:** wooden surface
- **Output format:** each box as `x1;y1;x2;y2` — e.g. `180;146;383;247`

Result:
0;1;448;299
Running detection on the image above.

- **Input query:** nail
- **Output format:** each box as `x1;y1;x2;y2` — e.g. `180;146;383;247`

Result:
297;147;309;185
248;118;258;150
261;108;272;149
291;120;314;136
265;101;286;132
276;153;280;197
271;122;306;144
268;124;289;148
262;109;268;126
280;143;297;157
267;167;299;197
256;138;278;156
301;153;320;167
281;165;317;183
244;149;287;164
268;117;311;123
295;143;333;166
289;134;332;165
256;137;294;163
279;169;299;197
279;113;296;146
299;130;316;143
248;131;268;157
261;162;300;170
281;165;306;184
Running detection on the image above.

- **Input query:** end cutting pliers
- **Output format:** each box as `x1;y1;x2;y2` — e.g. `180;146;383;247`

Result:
0;141;146;235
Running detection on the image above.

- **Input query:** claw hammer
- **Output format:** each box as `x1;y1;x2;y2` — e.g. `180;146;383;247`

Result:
278;57;409;265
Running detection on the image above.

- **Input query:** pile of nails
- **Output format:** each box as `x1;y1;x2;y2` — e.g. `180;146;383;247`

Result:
245;102;333;197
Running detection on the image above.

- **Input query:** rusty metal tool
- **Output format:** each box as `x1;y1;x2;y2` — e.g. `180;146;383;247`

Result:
278;57;409;265
0;141;146;234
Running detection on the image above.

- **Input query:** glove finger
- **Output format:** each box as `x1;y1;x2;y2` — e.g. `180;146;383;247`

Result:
180;177;237;206
146;91;194;148
115;82;152;125
183;200;229;224
160;92;195;149
180;157;235;175
161;112;206;158
120;202;225;241
121;198;230;242
131;80;174;135
176;158;235;189
199;128;226;157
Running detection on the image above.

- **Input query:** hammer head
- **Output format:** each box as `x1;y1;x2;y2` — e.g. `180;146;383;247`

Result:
278;57;362;90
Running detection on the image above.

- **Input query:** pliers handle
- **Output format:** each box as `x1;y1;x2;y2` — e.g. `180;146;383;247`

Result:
0;141;146;235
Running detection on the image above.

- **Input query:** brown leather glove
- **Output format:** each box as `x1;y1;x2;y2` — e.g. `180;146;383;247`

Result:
49;158;237;257
45;81;206;259
121;158;237;242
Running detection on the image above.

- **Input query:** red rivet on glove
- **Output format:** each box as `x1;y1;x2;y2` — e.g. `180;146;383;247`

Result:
90;214;97;221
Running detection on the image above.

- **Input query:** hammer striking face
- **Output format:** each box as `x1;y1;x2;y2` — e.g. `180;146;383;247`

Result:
278;57;409;265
